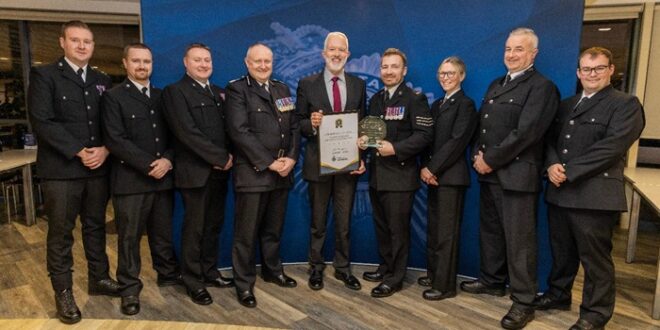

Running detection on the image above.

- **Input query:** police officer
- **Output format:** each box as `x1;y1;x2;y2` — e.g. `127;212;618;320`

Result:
537;47;644;330
461;28;559;329
225;43;300;308
359;48;433;298
28;20;119;324
161;43;234;306
102;43;180;315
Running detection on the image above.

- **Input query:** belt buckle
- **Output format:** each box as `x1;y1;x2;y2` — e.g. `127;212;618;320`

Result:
277;149;285;158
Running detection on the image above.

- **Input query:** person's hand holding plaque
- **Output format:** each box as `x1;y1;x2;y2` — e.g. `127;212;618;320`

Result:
377;140;395;156
358;116;386;148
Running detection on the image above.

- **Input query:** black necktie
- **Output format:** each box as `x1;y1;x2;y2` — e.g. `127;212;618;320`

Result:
261;83;269;94
574;96;587;111
141;87;149;98
76;68;84;82
204;84;213;96
503;74;511;86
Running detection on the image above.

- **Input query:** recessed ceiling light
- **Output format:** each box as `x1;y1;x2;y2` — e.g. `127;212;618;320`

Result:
598;27;612;32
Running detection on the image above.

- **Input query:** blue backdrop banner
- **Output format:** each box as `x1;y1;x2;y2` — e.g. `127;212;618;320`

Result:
141;0;585;287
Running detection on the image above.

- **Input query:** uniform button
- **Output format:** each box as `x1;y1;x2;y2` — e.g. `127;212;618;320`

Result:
376;152;380;157
150;110;155;115
87;105;91;110
201;102;205;106
90;136;95;141
380;115;384;119
88;121;93;125
278;118;282;122
481;144;486;148
281;134;284;138
216;103;220;106
569;120;574;125
62;96;67;100
482;129;486;133
484;114;489;118
515;156;520;160
562;149;568;154
400;162;405;166
85;91;89;95
155;138;159;142
152;123;157;128
258;108;262;112
509;99;513;103
565;134;570;139
604;172;609;177
132;115;135;119
591;118;596;122
156;152;161;157
488;99;493;104
120;160;124;164
562;163;566;167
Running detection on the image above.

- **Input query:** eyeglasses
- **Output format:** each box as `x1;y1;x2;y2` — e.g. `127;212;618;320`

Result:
578;65;610;75
437;71;457;78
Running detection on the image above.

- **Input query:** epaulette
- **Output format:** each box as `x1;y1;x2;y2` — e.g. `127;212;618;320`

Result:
229;76;246;84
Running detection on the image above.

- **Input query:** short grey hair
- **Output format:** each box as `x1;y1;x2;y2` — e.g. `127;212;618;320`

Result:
509;27;538;49
324;32;349;51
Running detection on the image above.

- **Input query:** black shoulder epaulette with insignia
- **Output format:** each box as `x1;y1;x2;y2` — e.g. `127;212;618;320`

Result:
229;76;246;84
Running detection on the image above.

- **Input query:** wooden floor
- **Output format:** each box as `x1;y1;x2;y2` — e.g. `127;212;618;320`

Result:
0;213;658;330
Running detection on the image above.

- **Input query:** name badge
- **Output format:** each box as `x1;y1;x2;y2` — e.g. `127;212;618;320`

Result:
384;106;405;120
275;97;295;112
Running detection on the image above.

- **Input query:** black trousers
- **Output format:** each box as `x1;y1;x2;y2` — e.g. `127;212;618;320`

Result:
307;174;357;274
479;183;538;307
179;172;228;291
44;176;110;291
113;190;179;296
546;204;618;326
232;189;288;292
369;188;415;287
426;185;465;292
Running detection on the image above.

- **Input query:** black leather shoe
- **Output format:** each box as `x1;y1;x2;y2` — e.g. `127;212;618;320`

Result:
422;289;456;301
370;283;401;298
205;275;235;288
334;271;361;290
533;293;571;311
263;273;297;288
187;288;213;305
308;270;323;290
501;306;535;330
120;295;140;315
54;288;81;324
417;276;431;287
88;278;121;297
362;270;384;282
237;290;257;308
569;319;603;330
459;280;505;296
157;274;183;287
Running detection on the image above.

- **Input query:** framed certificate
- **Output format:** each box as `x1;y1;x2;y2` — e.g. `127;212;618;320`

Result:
318;112;360;175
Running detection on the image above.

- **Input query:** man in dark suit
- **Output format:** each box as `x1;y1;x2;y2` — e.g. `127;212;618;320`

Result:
102;43;180;315
161;43;234;306
225;43;300;308
296;32;366;291
28;20;119;324
461;28;559;329
359;48;433;298
418;56;478;301
536;47;644;330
